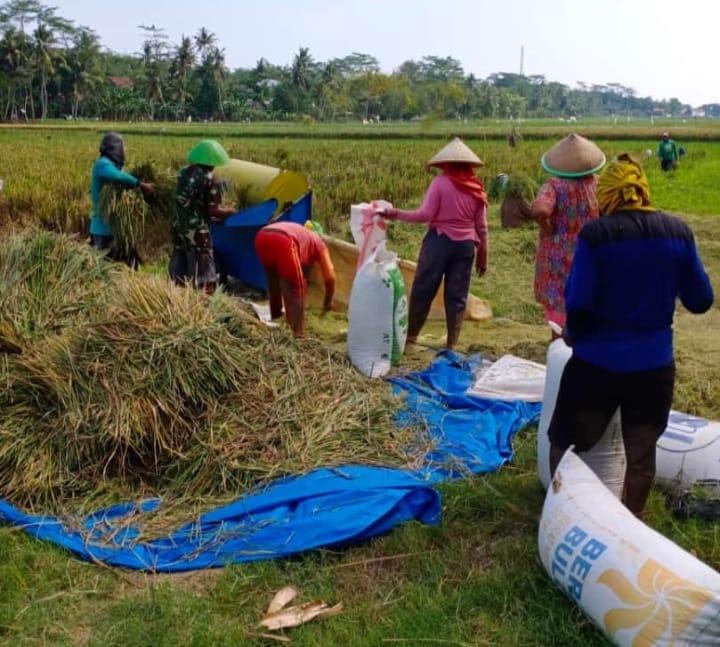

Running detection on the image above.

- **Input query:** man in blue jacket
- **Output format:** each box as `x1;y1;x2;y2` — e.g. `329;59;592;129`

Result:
548;154;714;518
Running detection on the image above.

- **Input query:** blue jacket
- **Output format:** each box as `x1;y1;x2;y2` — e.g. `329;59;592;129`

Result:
565;209;713;372
90;157;140;236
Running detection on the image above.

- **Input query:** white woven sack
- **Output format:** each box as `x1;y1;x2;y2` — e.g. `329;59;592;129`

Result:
537;339;626;498
347;241;407;378
656;412;720;493
539;449;720;646
466;354;546;402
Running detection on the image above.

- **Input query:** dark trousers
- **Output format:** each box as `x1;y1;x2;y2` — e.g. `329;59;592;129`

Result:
409;229;475;346
89;234;141;270
549;354;675;478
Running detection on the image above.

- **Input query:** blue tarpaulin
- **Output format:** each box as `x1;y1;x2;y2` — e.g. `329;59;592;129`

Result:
0;351;541;572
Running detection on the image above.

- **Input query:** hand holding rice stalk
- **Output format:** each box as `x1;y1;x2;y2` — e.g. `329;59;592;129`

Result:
99;161;177;258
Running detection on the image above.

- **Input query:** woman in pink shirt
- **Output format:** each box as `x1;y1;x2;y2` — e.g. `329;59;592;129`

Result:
380;138;488;350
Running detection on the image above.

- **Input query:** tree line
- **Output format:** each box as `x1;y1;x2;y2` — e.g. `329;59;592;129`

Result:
2;0;719;124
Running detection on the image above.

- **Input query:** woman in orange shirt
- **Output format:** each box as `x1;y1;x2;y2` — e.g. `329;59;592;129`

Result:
255;222;335;337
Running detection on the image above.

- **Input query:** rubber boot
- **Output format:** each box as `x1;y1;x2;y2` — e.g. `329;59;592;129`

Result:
445;308;465;350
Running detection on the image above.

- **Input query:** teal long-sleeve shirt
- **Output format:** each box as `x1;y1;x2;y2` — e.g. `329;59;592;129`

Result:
657;139;678;162
90;156;140;236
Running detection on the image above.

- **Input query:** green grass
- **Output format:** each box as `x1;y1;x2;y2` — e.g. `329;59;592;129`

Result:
0;433;619;647
1;122;720;646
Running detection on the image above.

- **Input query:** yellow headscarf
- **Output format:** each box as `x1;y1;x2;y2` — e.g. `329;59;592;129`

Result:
596;153;654;215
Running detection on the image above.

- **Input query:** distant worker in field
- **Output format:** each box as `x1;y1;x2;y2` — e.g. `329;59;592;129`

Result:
531;133;605;337
90;132;154;261
377;137;488;350
657;132;679;172
169;139;236;295
507;127;520;148
254;221;336;338
548;154;713;518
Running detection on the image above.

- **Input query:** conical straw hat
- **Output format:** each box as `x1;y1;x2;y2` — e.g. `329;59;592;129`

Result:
428;137;484;167
541;133;606;178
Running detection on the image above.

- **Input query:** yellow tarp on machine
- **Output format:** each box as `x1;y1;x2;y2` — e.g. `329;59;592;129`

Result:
307;236;493;322
216;159;309;216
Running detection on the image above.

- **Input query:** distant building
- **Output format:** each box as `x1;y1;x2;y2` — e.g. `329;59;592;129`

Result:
109;76;134;90
259;79;281;89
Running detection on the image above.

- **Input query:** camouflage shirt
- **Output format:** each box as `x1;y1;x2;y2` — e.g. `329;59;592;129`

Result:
172;165;223;249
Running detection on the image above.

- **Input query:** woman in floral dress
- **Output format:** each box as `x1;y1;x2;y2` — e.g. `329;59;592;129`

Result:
531;133;606;337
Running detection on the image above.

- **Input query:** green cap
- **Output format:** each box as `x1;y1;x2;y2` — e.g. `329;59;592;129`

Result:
187;139;230;167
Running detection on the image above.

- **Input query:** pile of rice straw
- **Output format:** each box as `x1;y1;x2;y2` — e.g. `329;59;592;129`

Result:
0;230;425;534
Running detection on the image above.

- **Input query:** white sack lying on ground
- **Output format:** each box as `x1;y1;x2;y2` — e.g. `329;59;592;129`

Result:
539;449;720;646
466;354;546;402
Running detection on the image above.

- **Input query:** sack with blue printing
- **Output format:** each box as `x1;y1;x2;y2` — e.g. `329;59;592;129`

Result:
539;450;720;646
656;412;720;493
347;241;408;378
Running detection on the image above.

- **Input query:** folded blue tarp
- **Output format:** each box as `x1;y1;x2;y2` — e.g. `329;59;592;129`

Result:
390;351;541;483
0;351;541;572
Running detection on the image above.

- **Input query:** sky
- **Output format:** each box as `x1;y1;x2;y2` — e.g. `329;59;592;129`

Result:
47;0;718;106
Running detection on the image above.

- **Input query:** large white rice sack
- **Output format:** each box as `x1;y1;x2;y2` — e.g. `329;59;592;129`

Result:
539;449;720;646
347;241;408;378
537;339;626;497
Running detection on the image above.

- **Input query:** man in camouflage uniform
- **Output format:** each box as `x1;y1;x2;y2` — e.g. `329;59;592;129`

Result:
169;140;235;294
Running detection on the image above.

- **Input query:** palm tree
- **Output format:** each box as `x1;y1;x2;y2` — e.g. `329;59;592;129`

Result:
170;35;195;118
194;27;215;64
291;47;313;92
208;46;226;119
290;47;316;114
32;23;60;119
0;27;31;120
66;28;103;118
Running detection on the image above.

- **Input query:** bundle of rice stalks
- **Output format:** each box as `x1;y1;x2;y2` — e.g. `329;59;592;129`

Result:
0;229;119;342
488;172;538;202
98;161;177;261
0;230;424;533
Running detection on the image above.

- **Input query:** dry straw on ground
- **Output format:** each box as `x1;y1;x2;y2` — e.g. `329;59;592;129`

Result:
0;230;424;536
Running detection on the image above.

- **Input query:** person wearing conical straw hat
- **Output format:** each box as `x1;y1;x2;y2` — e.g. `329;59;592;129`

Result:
531;133;605;338
378;137;488;350
548;154;713;517
169;139;236;295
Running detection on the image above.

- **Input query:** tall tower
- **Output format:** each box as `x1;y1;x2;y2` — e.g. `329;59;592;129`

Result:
520;45;525;76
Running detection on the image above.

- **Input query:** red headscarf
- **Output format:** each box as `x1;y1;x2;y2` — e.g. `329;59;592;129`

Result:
438;163;488;205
